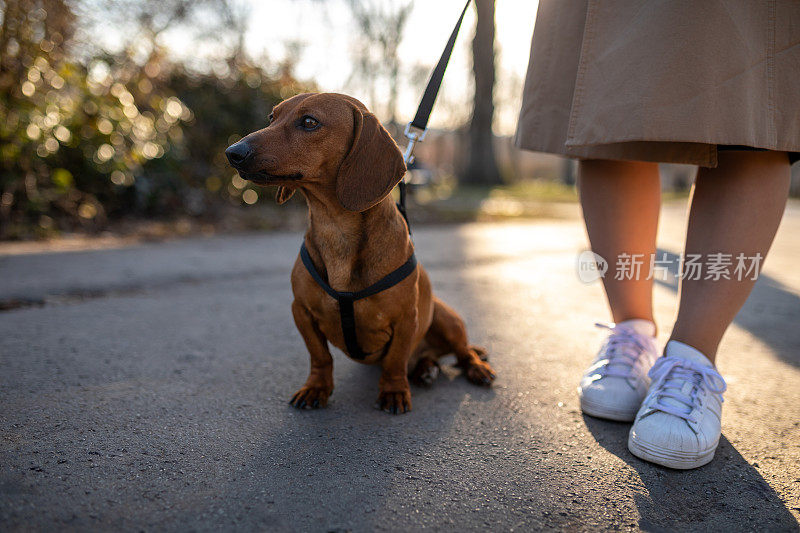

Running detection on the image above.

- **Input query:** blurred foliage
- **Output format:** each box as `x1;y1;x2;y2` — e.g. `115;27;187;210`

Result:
0;0;313;239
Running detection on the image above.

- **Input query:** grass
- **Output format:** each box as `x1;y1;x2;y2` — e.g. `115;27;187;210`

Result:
1;179;694;252
486;180;579;202
406;179;692;224
421;179;578;203
405;179;581;223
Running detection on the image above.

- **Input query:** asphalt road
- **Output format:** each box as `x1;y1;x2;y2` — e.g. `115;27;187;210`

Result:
2;201;799;532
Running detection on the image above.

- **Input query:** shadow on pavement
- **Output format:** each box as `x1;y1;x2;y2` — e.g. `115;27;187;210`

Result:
654;248;800;368
178;368;492;531
582;414;799;531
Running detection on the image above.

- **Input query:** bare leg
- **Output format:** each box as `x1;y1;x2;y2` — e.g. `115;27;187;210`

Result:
579;160;661;326
670;151;790;362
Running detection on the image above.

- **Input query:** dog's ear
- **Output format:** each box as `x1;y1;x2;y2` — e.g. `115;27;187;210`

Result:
275;186;295;205
336;107;406;212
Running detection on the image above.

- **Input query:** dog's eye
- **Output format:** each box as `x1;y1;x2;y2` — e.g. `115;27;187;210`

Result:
300;115;320;131
268;113;274;124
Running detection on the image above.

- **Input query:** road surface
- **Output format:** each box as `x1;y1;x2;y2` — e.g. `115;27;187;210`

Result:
2;201;799;531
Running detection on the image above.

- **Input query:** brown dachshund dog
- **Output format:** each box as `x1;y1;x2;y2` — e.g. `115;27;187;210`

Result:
225;93;495;414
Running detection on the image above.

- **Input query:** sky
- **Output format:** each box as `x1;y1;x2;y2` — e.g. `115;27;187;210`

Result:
173;0;541;135
87;0;542;134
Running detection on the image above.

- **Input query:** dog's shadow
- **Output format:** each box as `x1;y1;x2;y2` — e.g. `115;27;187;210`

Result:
171;352;496;531
333;356;496;412
582;414;799;530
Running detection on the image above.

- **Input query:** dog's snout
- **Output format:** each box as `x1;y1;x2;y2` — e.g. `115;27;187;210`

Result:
225;141;253;168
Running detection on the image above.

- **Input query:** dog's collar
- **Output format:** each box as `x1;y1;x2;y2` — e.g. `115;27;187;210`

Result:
299;242;417;360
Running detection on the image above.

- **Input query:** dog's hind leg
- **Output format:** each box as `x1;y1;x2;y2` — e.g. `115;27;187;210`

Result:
408;342;441;387
425;297;495;386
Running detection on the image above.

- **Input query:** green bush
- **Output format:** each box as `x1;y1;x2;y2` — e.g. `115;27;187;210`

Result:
0;0;313;239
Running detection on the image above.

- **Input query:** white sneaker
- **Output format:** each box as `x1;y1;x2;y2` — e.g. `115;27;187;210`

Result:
578;319;658;422
628;340;727;469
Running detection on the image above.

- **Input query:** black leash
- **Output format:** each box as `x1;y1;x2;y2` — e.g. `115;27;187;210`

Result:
397;0;471;233
410;0;471;133
300;1;470;360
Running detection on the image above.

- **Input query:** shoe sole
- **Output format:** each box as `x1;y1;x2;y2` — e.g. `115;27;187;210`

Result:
628;433;718;469
579;394;638;422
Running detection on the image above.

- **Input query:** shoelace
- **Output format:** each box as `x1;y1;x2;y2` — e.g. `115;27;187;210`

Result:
647;357;727;423
593;323;655;379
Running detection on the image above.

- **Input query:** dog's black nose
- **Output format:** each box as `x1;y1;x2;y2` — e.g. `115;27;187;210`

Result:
225;141;252;168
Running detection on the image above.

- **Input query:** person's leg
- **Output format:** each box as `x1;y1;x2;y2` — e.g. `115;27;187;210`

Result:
578;159;661;325
628;151;790;469
577;160;662;422
670;151;791;362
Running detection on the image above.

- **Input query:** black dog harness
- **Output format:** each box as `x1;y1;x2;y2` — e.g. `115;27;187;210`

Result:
300;243;417;360
297;0;468;360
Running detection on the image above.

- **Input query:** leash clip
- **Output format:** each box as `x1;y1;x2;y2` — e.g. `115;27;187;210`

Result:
402;122;427;165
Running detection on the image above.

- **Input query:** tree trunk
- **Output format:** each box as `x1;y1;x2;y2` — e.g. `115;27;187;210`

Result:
461;0;502;186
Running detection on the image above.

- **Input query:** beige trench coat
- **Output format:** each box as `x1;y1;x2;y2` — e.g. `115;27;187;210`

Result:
515;0;800;167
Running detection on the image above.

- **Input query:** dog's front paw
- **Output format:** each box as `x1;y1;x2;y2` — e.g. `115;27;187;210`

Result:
375;388;412;415
289;385;331;409
465;359;496;387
